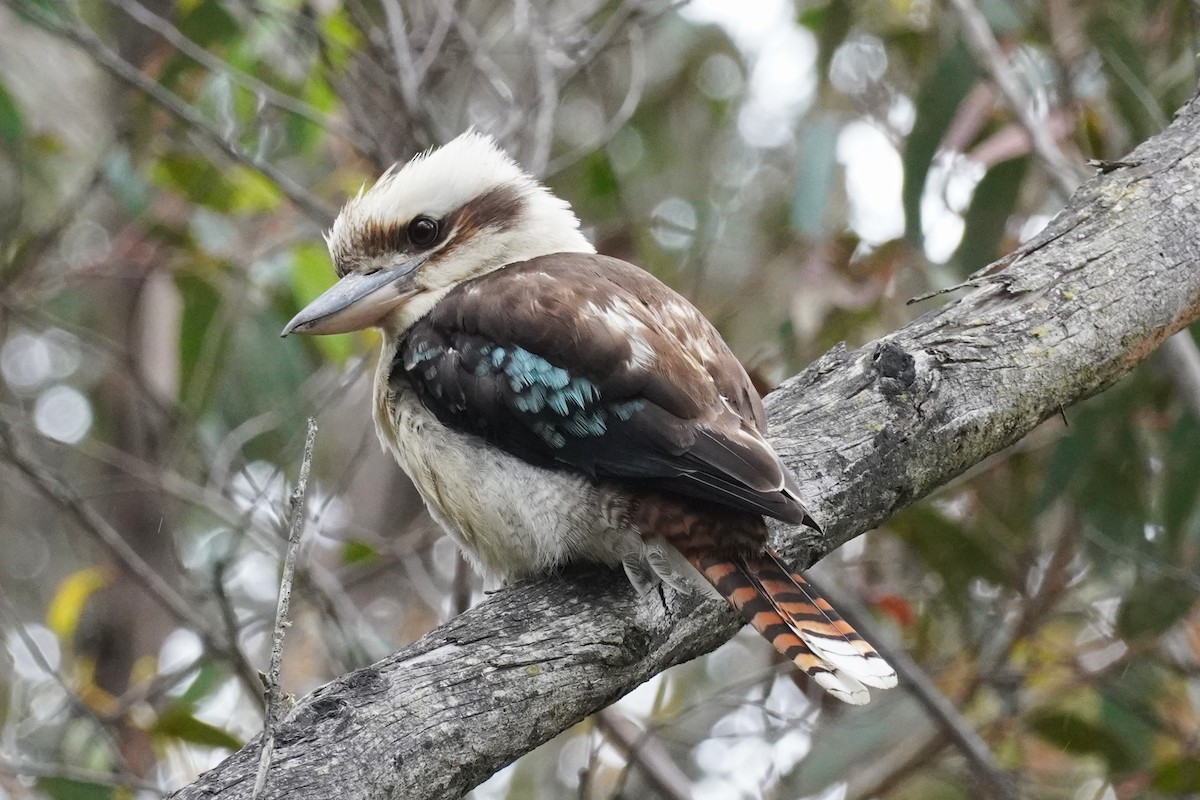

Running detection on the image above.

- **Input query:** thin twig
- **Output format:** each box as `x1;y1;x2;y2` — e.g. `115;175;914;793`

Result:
554;0;664;88
0;413;266;699
252;417;318;799
948;0;1200;423
4;0;335;225
849;514;1079;799
0;753;162;794
450;552;473;617
526;10;559;177
102;0;373;154
595;708;694;800
0;422;204;632
1;154;108;290
379;0;443;142
805;573;1019;800
449;13;521;141
413;0;457;83
211;559;267;713
0;589;138;779
107;652;207;718
380;0;421;110
947;0;1086;197
545;25;647;177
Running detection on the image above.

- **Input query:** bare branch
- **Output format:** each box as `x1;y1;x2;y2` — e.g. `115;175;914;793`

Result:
253;417;318;798
0;753;161;794
0;589;139;780
545;26;647;177
0;425;204;632
948;0;1087;197
171;88;1200;800
413;0;457;84
380;0;444;142
102;0;374;155
0;415;263;700
525;9;558;176
596;709;694;800
948;0;1200;424
808;574;1017;800
4;0;336;225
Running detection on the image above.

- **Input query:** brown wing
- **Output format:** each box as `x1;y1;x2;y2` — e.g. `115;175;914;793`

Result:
394;253;813;525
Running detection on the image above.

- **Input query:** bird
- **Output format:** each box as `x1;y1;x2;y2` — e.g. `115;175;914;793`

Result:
282;131;896;703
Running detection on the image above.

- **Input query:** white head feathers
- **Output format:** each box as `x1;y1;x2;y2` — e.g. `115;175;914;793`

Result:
325;131;594;273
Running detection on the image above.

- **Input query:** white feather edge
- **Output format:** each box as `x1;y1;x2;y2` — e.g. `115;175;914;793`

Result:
797;630;898;689
617;541;898;698
812;669;870;705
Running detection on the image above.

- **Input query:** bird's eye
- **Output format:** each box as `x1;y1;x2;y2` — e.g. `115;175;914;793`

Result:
407;215;440;249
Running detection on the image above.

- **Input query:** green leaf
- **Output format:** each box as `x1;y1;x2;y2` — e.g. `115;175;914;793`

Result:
1160;409;1200;552
560;151;620;223
35;777;113;800
0;81;23;146
952;156;1029;274
178;660;224;705
342;539;379;566
318;8;362;68
890;504;1011;596
151;153;282;214
175;271;224;413
229;168;284;213
1116;575;1197;640
289;242;353;366
1027;709;1135;772
175;0;240;49
902;42;978;247
8;0;67;27
29;132;63;155
285;77;337;152
152;705;243;751
1153;756;1200;793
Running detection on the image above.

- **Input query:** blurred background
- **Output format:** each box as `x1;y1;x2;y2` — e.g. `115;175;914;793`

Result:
1;0;1199;798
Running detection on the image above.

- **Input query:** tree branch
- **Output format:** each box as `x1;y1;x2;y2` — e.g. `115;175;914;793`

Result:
170;91;1200;799
252;418;318;798
5;0;337;226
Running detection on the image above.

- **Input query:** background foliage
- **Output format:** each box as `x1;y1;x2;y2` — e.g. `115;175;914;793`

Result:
1;1;1199;798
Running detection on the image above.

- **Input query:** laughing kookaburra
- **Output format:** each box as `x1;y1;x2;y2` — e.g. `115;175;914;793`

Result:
282;132;896;703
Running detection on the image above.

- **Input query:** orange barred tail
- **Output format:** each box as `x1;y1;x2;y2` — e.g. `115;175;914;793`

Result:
693;548;897;705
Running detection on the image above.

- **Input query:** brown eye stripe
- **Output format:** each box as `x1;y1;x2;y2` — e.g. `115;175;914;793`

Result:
440;184;526;256
347;220;407;261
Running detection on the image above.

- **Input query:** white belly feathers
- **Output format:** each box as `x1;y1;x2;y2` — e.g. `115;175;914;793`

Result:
373;360;644;583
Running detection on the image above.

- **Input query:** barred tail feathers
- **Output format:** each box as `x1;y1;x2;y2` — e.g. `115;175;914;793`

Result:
636;495;895;704
745;550;896;690
687;549;895;704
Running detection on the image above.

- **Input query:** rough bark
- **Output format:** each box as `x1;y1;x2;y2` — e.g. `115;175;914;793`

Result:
171;92;1200;800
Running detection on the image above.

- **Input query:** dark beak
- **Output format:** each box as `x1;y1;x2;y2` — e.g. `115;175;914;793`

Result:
281;256;426;337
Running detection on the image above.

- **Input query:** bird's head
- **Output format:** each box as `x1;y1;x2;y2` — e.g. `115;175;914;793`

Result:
282;131;594;339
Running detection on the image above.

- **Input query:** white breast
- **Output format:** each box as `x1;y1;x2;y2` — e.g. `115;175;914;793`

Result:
371;353;640;584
